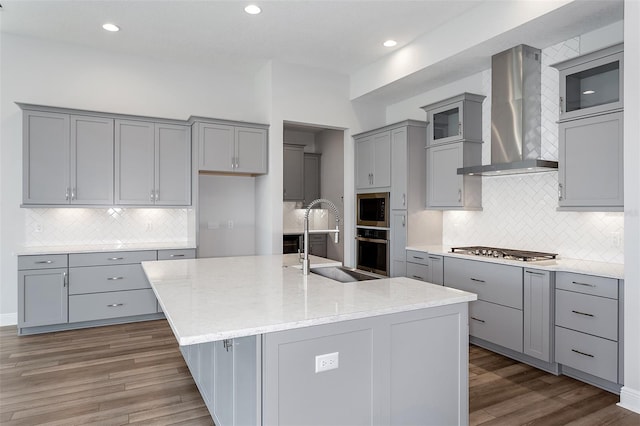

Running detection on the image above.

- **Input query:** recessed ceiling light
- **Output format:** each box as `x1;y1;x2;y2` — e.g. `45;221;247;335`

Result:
102;23;120;32
245;4;261;14
583;89;595;95
383;40;397;47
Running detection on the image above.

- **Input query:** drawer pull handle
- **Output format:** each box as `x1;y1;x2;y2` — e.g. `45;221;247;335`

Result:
471;317;485;323
526;271;545;276
108;257;124;261
107;277;124;281
572;281;596;288
412;275;424;280
428;256;440;260
571;310;594;317
107;303;124;308
571;349;594;358
412;256;424;260
35;260;54;264
170;254;185;258
470;278;485;283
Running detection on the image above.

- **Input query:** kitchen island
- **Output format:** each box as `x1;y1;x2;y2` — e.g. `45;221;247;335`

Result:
142;254;476;426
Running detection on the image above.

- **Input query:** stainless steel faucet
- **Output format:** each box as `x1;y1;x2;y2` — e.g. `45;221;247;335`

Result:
302;198;341;275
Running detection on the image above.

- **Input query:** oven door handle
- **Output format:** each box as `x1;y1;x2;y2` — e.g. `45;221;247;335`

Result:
355;237;389;244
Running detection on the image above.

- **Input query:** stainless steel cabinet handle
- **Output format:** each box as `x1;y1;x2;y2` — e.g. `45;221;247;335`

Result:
71;187;76;200
571;349;594;358
108;257;124;261
558;183;563;201
170;254;185;258
402;193;406;206
525;271;545;276
402;216;406;227
458;188;462;203
412;256;425;260
470;278;485;283
62;271;68;287
572;281;596;288
107;303;124;308
412;275;424;280
428;256;440;261
35;260;54;264
560;96;564;113
150;190;155;202
471;317;485;323
107;277;124;281
458;122;462;137
65;187;70;201
571;310;595;317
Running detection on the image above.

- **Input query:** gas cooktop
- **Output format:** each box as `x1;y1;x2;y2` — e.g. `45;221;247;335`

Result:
450;246;557;262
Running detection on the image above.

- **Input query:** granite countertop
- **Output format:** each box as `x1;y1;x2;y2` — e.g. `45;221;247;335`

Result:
142;253;477;346
406;245;624;279
16;241;196;256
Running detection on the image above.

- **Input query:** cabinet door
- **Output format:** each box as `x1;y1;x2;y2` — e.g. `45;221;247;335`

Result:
235;127;267;174
559;112;623;209
523;269;552;362
427;144;463;207
70;115;114;205
115;120;155;205
283;145;304;201
390;127;407;210
214;340;234;426
18;269;68;328
428;101;462;145
199;123;235;172
22;111;70;204
303;153;321;205
372;131;391;187
390;211;407;277
155;123;191;206
355;136;373;189
428;255;444;285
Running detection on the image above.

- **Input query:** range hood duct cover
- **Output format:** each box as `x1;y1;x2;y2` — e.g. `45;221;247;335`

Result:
458;44;558;176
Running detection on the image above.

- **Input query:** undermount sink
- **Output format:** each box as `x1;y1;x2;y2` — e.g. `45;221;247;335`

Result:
310;266;385;283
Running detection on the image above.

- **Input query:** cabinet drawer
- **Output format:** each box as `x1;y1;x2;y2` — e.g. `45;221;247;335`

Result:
69;250;157;267
18;254;68;270
69;264;150;295
157;248;196;260
556;272;618;299
406;262;428;281
406;250;428;265
469;300;523;353
555;326;618;383
444;257;523;309
69;289;157;322
555;289;618;341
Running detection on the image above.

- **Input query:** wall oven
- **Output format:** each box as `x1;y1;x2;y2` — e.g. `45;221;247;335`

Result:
356;192;389;227
356;227;389;276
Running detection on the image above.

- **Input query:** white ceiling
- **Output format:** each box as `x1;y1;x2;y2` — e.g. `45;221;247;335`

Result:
0;0;624;102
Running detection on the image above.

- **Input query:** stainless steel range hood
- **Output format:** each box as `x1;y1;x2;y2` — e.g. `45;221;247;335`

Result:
458;45;558;176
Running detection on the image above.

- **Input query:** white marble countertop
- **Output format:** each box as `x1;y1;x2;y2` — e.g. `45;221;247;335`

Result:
406;245;624;279
16;241;196;255
142;254;477;346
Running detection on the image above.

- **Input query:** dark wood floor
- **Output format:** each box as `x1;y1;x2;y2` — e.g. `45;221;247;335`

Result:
1;320;638;425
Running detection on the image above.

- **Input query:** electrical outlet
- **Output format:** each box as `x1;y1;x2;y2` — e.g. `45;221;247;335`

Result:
315;352;339;373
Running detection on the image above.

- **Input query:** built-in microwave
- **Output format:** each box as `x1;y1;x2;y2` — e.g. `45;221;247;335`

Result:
356;192;389;228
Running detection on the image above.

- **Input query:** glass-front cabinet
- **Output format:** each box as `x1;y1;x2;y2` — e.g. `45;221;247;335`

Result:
423;93;485;146
553;43;623;121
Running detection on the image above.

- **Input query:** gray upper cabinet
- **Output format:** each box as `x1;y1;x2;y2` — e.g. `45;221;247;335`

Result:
354;131;391;189
423;93;484;146
283;144;304;201
22;109;114;205
553;44;623;121
197;121;268;175
115;120;191;206
303;153;321;205
558;112;623;210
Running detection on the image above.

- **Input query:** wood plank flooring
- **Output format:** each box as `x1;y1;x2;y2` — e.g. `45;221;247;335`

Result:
1;319;638;425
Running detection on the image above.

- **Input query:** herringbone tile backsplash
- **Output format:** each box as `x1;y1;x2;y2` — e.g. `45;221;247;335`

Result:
443;38;624;263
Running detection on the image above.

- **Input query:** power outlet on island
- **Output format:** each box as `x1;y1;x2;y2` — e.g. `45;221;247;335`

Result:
315;352;339;373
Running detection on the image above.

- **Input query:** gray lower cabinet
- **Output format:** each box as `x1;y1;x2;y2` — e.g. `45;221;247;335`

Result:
283;144;304;201
115;120;191;206
390;212;407;277
18;255;69;329
558;111;623;210
405;250;443;285
523;269;553;362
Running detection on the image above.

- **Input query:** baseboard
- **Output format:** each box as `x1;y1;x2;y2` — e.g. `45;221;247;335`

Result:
0;313;17;326
618;386;640;414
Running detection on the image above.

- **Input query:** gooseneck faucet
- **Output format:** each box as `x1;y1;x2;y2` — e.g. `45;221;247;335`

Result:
302;198;341;275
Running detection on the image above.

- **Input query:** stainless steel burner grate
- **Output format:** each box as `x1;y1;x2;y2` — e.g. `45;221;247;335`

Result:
450;246;557;261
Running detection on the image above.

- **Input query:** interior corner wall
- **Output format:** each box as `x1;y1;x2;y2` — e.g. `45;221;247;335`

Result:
318;129;345;262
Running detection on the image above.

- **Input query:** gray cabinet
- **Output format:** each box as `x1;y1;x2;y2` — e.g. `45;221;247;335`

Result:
354;131;391;189
523;269;553;362
390;212;407;277
21;109;114;205
18;256;69;329
115;120;191;206
308;234;327;258
558;112;623;210
196;121;268;175
283;144;304;201
405;250;443;285
304;153;321;204
422;92;485;146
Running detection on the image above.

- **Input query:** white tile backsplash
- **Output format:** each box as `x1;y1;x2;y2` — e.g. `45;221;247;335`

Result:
283;202;329;232
25;208;194;246
442;38;624;264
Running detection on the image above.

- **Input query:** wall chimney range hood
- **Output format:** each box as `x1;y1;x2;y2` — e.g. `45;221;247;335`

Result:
458;45;558;176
